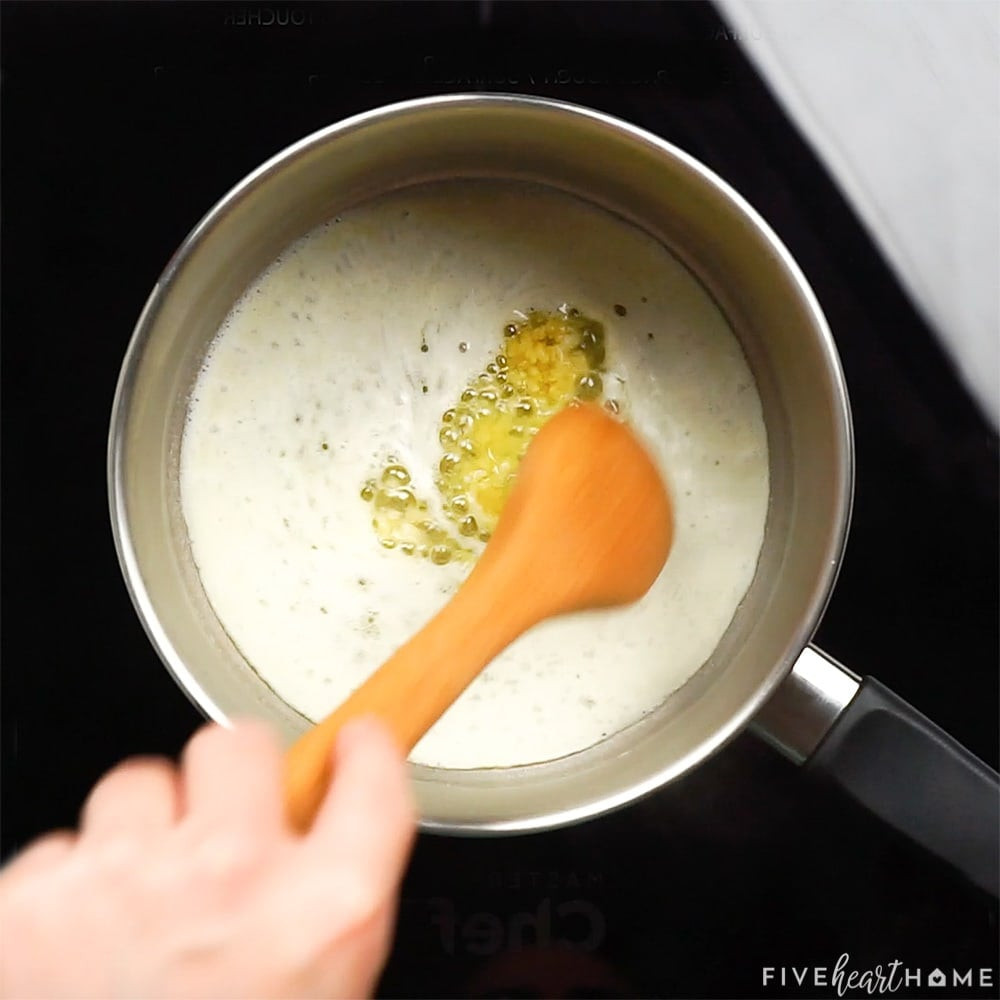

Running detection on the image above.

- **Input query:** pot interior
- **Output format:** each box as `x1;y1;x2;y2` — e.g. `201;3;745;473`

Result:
110;95;851;832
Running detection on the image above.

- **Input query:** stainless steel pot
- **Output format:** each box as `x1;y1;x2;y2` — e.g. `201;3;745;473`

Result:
108;94;997;893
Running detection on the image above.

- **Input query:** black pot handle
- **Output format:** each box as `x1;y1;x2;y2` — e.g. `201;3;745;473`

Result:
754;646;999;896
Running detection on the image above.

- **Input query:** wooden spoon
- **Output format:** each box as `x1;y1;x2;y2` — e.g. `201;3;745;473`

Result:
283;402;674;831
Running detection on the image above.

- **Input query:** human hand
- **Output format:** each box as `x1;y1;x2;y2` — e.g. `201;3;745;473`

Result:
0;716;416;999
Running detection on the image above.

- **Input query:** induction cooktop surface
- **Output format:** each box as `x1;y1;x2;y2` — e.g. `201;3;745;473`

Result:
2;4;996;998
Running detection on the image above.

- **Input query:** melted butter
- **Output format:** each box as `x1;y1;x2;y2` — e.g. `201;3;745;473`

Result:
361;307;616;561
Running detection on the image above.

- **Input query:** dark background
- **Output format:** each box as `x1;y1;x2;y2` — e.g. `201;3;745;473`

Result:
2;3;997;998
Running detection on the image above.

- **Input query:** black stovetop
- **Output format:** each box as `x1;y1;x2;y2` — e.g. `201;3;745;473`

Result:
2;4;997;998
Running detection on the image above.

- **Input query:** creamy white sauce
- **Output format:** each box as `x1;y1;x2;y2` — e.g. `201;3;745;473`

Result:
180;181;769;769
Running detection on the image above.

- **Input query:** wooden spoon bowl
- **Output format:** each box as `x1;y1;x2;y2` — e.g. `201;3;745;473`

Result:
284;402;674;830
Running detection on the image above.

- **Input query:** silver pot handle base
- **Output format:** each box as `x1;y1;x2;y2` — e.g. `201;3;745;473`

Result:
754;645;999;897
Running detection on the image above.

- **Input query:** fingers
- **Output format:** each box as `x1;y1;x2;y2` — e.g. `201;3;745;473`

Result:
279;717;415;992
180;719;284;837
308;717;416;896
79;757;180;844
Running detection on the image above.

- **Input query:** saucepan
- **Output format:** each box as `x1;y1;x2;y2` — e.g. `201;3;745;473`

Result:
108;94;998;894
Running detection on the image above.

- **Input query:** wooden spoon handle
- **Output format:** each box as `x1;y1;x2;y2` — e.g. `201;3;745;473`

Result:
283;560;533;831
